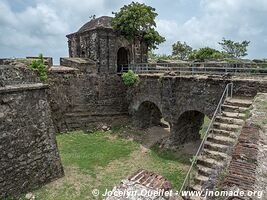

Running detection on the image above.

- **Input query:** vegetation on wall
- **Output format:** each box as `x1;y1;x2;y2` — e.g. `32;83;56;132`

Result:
122;70;140;86
29;54;48;81
111;2;165;50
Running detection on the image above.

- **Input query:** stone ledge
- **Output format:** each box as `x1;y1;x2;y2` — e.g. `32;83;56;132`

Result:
0;83;49;93
139;74;267;82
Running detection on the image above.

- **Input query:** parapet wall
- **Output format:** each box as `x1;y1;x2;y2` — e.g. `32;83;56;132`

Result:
0;65;64;198
0;64;40;86
0;84;64;198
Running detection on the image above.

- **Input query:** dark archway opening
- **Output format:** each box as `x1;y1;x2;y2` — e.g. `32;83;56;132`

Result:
133;101;170;148
170;110;210;145
133;101;162;129
117;47;128;73
81;50;85;58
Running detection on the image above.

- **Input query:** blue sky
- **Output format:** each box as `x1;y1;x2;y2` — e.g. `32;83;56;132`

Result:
1;0;267;63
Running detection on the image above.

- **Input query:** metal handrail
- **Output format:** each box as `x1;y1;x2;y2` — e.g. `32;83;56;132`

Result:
179;82;233;195
122;63;267;76
129;62;267;67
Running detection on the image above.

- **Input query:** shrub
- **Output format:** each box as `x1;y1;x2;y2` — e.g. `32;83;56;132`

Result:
122;70;139;86
29;54;48;81
189;47;224;61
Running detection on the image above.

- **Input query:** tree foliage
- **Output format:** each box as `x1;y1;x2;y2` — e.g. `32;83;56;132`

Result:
112;2;165;50
172;41;193;60
189;47;223;61
218;38;250;58
148;51;172;61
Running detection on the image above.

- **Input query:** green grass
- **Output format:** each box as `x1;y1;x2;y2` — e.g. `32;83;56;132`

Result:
149;145;190;189
57;131;138;176
253;96;267;128
18;130;190;200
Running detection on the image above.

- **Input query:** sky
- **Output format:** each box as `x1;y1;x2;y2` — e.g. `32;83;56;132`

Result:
0;0;267;63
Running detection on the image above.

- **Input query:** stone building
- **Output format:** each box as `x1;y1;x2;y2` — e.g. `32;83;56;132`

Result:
66;16;148;73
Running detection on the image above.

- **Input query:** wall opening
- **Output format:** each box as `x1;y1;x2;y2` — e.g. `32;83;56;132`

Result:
170;110;210;145
81;50;85;57
133;101;162;129
117;47;128;73
133;101;170;148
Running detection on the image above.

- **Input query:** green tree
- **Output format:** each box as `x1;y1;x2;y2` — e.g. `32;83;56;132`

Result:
218;38;250;58
172;41;193;60
189;47;223;61
112;2;165;55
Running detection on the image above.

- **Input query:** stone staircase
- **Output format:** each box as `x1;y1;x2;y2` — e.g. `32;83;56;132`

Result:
190;97;252;197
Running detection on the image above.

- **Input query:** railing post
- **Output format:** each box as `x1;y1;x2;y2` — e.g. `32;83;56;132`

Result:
230;83;233;98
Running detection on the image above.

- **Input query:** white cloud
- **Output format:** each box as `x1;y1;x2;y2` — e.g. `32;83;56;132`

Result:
0;0;140;61
0;0;267;60
155;0;267;58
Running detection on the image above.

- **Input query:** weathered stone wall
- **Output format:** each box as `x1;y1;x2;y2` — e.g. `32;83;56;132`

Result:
47;70;129;132
60;57;97;74
0;64;40;86
130;75;267;145
0;65;63;198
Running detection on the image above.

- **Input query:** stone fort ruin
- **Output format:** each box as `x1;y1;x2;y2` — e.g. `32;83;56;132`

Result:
0;16;267;199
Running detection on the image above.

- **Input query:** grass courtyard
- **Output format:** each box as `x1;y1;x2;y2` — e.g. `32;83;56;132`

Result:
21;127;192;200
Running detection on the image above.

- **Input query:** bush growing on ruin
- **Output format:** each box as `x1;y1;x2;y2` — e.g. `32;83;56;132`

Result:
122;70;140;86
29;54;48;81
112;2;165;52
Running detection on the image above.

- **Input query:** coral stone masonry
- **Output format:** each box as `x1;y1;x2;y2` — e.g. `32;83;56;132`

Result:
0;65;64;198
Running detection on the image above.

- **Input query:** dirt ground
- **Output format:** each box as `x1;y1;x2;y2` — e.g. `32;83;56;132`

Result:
142;126;201;156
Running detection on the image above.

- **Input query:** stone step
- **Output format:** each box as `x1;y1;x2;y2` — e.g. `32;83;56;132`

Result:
211;129;237;139
197;164;215;177
203;149;228;160
197;155;224;169
204;141;229;152
215;116;244;125
191;184;202;192
224;98;252;108
194;174;209;185
221;104;249;113
213;122;241;132
189;196;203;200
207;134;236;146
221;111;246;119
